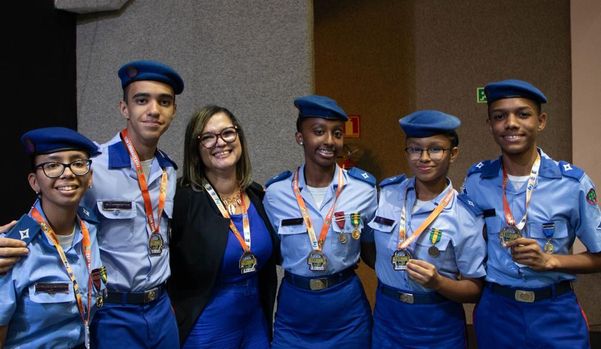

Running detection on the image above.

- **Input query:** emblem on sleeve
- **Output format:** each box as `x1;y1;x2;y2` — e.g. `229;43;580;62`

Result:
586;188;597;205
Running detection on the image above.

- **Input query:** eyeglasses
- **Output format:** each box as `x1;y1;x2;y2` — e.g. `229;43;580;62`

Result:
198;126;239;148
404;147;451;160
35;159;92;178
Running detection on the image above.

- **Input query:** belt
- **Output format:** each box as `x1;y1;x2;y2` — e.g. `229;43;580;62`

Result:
379;282;446;304
488;281;573;303
284;267;355;291
105;283;166;305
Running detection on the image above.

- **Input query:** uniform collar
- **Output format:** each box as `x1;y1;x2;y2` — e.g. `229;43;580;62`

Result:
297;164;347;191
108;136;177;170
482;148;560;180
406;177;455;213
32;200;84;248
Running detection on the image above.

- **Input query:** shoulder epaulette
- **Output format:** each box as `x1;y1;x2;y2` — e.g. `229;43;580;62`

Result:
379;174;406;188
156;149;178;170
558;161;584;181
5;214;41;246
265;170;292;188
78;206;99;224
467;160;490;176
348;167;376;187
456;193;483;217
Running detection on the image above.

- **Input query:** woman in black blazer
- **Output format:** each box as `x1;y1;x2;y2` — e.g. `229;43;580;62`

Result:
168;105;279;348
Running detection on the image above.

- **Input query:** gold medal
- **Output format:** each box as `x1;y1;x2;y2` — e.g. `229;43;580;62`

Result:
149;233;164;255
96;295;104;308
350;212;361;240
391;249;412;271
499;225;521;247
307;250;328;271
428;245;440;257
338;233;348;244
239;251;258;274
544;240;554;254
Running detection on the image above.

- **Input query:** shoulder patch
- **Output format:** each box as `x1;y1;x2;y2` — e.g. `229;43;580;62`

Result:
379;174;407;188
265;171;292;188
5;214;42;246
348;167;376;186
467;160;489;176
78;206;99;224
558;161;584;181
456;193;483;217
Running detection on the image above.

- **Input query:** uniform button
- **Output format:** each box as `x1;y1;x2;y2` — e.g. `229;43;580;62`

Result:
114;209;120;215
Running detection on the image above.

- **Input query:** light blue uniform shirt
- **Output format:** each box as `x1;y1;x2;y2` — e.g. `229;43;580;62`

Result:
82;133;176;292
263;165;377;277
0;202;104;349
462;149;601;288
369;177;486;293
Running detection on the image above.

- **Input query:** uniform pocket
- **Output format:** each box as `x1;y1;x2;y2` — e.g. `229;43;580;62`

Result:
96;200;136;248
526;220;569;253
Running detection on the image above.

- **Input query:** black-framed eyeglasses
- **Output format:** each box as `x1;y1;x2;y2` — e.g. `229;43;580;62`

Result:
404;147;451;160
35;159;92;178
198;126;239;148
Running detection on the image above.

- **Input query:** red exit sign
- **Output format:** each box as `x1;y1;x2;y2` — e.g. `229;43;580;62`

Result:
345;115;360;138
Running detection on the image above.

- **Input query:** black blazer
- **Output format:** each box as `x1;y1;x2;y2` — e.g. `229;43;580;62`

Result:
167;181;279;344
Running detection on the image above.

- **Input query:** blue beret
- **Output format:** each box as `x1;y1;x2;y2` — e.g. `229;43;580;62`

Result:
399;110;461;138
21;127;101;157
294;95;348;121
484;79;547;104
118;60;184;95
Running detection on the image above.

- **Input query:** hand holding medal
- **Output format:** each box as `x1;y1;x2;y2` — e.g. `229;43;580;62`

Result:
505;237;558;271
405;259;441;289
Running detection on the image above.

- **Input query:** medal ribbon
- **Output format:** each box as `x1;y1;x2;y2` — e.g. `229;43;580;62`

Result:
120;129;167;237
502;153;541;230
30;208;92;335
204;182;251;251
292;166;345;251
397;188;454;249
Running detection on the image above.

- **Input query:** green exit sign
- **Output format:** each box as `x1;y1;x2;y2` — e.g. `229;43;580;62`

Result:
476;87;487;103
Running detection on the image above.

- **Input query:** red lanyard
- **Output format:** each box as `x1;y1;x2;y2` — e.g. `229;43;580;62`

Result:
501;153;540;230
292;166;345;251
203;182;252;252
120;129;167;235
397;187;454;249
30;208;92;330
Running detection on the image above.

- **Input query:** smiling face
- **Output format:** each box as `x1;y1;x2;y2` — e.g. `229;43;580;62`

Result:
120;80;177;149
28;150;93;210
198;112;242;176
296;117;344;171
405;134;457;187
487;97;546;158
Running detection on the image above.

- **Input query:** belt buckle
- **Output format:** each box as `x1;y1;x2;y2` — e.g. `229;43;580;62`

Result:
399;292;414;304
514;289;535;303
144;288;158;303
309;278;328;291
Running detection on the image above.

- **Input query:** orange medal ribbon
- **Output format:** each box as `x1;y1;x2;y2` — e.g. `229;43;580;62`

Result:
501;153;541;230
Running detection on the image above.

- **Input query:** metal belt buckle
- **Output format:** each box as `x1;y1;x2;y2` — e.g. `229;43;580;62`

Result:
309;278;328;291
145;288;158;303
399;292;414;304
514;290;535;303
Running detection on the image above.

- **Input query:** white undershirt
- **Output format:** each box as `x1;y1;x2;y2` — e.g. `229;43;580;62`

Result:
141;159;153;179
306;185;329;208
412;199;428;213
55;227;75;249
507;174;529;190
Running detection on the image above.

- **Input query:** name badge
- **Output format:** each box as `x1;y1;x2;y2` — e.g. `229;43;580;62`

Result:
281;217;303;226
102;201;132;211
35;282;69;294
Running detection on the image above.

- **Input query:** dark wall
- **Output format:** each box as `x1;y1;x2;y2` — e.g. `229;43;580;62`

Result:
1;1;76;224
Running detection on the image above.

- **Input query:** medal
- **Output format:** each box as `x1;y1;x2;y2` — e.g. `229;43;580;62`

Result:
148;233;164;255
334;211;345;230
239;251;258;274
391;249;412;271
544;240;554;254
428;228;442;257
428;245;440;257
307;250;328;271
338;233;348;244
499;225;521;247
96;295;104;308
350;212;361;240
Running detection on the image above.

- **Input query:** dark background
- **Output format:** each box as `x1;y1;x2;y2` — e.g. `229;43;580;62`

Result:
1;0;76;224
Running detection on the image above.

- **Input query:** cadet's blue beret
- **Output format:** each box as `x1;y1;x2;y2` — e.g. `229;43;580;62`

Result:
484;79;547;104
399;110;461;138
294;95;349;121
21;127;101;157
118;60;184;95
